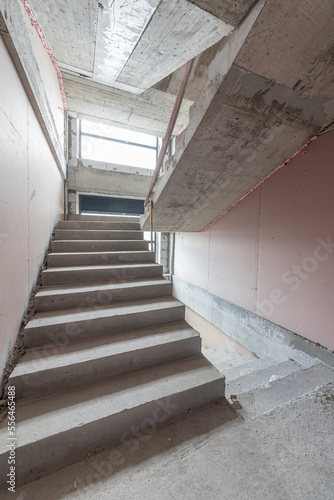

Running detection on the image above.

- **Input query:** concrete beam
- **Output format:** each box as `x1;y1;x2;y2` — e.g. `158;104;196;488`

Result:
117;0;233;92
63;76;193;137
142;0;334;231
188;0;257;27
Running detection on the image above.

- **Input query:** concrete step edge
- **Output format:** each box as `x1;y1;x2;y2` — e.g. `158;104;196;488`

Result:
10;327;202;397
0;357;225;484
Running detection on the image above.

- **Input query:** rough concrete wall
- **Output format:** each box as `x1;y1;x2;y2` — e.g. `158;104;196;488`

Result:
0;37;64;387
174;131;334;351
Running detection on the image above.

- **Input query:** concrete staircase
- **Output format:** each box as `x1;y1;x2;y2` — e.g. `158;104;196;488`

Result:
203;346;334;418
0;216;225;485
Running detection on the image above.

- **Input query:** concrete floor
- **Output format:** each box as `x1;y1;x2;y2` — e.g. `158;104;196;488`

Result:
2;381;333;500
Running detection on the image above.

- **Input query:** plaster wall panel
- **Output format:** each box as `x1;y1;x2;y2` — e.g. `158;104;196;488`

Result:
257;134;334;349
27;105;64;286
208;189;260;311
0;37;64;386
0;37;28;387
174;232;210;291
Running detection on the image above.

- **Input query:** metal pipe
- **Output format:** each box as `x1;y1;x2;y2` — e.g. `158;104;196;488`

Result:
144;59;194;207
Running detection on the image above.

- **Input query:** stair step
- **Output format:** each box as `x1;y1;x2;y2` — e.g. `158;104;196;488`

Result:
34;278;172;311
215;352;258;373
42;262;163;285
226;359;303;395
57;220;141;230
237;363;334;418
24;297;185;348
0;355;224;484
67;214;140;222
54;229;144;240
10;322;201;398
219;356;276;381
202;349;241;365
47;250;155;267
51;239;149;253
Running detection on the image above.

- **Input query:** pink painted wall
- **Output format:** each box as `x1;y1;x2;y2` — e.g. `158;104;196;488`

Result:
174;131;334;351
0;37;64;386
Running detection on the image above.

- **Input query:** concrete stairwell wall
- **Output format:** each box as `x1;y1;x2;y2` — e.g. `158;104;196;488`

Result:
0;1;65;388
173;130;334;355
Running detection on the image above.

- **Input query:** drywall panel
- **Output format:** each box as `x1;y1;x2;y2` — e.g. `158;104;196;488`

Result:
27;105;64;285
0;37;64;387
174;231;210;291
257;135;334;349
208;189;260;310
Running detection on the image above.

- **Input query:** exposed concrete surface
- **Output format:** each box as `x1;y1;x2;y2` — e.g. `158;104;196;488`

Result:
143;0;334;231
173;276;334;368
2;381;333;499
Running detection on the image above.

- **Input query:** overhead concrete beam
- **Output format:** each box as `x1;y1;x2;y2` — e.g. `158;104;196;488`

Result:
117;0;234;92
188;0;257;27
63;75;193;137
28;0;98;74
141;0;334;232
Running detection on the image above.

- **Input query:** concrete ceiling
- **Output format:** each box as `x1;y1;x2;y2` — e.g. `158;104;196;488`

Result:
28;0;255;135
142;0;334;231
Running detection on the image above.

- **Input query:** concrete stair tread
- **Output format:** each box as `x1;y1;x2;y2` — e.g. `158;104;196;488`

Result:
47;250;155;267
11;322;199;378
24;296;185;348
57;221;140;230
67;215;140;222
27;296;183;326
215;352;258;371
10;322;201;396
35;277;169;296
203;349;242;365
54;229;144;240
48;251;153;257
0;355;224;482
217;356;276;380
43;263;158;272
237;363;334;418
226;359;303;395
51;240;150;253
42;262;163;286
1;355;222;438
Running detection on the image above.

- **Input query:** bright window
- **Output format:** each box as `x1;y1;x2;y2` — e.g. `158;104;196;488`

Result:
79;119;158;170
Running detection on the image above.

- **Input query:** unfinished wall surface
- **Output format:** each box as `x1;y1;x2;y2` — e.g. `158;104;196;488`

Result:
0;37;64;387
174;131;334;351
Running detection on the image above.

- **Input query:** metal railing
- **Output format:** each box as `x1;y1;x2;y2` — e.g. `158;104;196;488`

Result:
144;59;194;209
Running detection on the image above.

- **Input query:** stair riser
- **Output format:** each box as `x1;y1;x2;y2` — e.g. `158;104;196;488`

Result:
11;336;201;398
51;240;149;252
34;282;172;312
54;230;143;240
24;305;185;348
1;379;224;485
47;252;155;267
42;265;163;286
67;214;140;222
57;221;141;230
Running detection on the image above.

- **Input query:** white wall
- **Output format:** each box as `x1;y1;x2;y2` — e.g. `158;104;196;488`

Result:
174;132;334;351
0;36;64;386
